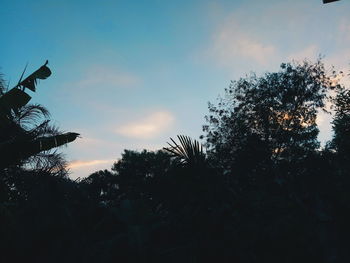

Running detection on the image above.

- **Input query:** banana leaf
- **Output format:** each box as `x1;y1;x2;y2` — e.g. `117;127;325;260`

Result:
32;132;80;152
0;88;31;115
0;132;80;168
15;60;51;92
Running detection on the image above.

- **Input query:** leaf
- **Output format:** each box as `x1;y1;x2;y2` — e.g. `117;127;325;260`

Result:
0;88;31;115
15;60;51;92
323;0;340;3
33;132;80;152
163;135;205;166
0;132;80;168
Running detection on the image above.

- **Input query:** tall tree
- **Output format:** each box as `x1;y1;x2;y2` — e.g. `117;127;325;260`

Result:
0;62;79;171
202;59;338;175
330;85;350;163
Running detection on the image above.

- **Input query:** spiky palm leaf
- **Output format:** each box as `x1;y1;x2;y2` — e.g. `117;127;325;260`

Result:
26;151;68;176
28;119;59;134
15;104;50;129
0;73;5;95
164;135;205;166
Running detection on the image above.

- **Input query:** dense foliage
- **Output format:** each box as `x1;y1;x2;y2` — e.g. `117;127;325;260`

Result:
1;60;350;263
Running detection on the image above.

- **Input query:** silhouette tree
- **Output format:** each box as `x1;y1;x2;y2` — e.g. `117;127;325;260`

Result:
2;60;350;263
0;63;81;262
331;85;350;162
0;61;79;171
198;59;346;262
202;59;338;178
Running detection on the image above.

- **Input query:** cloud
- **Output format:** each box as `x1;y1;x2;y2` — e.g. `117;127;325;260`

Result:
115;111;175;139
337;18;350;44
74;136;104;148
211;18;276;66
202;0;347;75
64;133;116;158
287;45;319;62
68;159;114;169
67;159;115;179
75;65;140;89
56;64;143;119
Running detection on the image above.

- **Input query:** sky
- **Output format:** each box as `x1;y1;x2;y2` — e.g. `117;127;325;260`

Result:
1;0;349;179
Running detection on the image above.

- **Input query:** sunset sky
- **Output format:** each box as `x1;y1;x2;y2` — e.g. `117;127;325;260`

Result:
1;0;349;178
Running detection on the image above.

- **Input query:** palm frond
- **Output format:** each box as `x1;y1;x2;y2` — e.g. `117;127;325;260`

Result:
164;135;205;166
28;120;61;138
16;104;50;128
25;151;68;176
0;73;6;95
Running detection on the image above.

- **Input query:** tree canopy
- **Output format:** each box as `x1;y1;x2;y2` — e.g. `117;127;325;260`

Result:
1;59;350;263
202;60;339;174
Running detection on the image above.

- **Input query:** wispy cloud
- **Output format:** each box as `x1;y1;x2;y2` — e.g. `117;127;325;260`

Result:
287;45;319;62
55;63;144;126
75;65;141;89
58;64;141;106
115;111;175;139
74;136;104;148
337;18;350;44
68;159;114;169
211;18;276;66
202;0;343;75
67;159;115;179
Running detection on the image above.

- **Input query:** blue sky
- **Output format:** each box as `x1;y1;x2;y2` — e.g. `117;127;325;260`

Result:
1;0;349;178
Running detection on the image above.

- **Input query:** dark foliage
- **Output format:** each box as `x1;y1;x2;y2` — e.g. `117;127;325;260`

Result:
1;60;350;263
